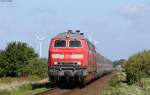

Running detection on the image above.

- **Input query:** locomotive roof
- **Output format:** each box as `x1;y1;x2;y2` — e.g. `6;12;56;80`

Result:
53;32;85;39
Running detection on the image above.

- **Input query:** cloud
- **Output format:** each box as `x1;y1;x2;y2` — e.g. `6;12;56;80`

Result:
119;3;150;34
121;3;150;19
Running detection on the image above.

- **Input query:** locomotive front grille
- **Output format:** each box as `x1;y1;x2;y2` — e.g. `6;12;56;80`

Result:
49;61;88;77
54;62;80;67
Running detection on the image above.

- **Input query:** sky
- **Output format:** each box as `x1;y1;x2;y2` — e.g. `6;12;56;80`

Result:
0;0;150;60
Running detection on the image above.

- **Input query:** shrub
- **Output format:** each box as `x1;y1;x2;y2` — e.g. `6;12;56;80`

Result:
0;42;48;78
102;83;144;95
0;90;10;95
0;42;38;77
23;58;48;78
125;50;150;84
109;71;125;87
102;71;144;95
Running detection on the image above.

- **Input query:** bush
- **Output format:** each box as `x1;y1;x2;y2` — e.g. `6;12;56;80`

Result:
0;42;38;77
125;62;145;85
137;78;150;95
0;42;48;78
102;77;150;95
0;51;8;77
0;90;10;95
101;71;150;95
125;50;150;84
23;58;48;78
102;83;144;95
102;50;150;95
109;71;125;87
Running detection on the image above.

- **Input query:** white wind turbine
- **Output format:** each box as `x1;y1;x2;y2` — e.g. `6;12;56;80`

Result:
35;34;45;58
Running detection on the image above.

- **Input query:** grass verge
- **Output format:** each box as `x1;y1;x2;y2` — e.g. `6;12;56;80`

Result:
102;70;150;95
0;76;49;95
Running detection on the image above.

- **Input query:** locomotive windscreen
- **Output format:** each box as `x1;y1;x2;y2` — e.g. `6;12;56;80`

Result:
54;40;66;47
69;40;82;47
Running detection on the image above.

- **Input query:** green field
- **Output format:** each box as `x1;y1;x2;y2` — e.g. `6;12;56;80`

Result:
0;77;49;95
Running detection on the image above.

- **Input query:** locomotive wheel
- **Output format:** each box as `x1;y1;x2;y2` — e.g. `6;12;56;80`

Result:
59;76;65;84
50;76;57;83
78;77;86;88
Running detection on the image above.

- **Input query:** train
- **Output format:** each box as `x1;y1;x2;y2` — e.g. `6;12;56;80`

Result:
48;30;113;86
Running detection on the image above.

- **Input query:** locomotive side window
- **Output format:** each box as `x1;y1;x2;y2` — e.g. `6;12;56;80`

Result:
54;40;66;47
86;40;91;50
69;40;81;47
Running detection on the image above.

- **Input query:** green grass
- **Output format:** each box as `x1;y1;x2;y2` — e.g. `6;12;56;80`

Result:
0;75;45;84
102;71;150;95
0;76;49;95
0;84;48;95
10;84;48;95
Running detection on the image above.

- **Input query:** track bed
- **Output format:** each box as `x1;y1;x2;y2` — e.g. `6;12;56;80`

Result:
36;72;114;95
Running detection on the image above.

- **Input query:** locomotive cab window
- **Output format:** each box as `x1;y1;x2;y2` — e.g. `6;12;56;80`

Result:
86;40;91;50
54;40;66;47
69;40;82;47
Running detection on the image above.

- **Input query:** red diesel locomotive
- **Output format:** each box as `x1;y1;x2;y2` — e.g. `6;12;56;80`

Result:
48;30;113;85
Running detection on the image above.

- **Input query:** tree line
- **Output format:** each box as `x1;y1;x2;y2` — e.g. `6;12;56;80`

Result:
0;42;47;78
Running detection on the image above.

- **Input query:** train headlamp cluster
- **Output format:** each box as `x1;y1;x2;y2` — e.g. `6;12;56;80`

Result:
77;62;81;65
66;35;70;38
54;62;58;65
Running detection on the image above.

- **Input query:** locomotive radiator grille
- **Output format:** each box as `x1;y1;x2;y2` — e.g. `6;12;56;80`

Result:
54;61;81;67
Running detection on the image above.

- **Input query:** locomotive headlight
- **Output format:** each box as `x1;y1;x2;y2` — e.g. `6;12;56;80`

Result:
77;62;82;65
52;54;64;59
71;54;83;59
54;62;58;65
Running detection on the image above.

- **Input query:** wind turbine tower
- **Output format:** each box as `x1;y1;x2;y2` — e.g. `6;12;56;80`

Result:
35;34;45;58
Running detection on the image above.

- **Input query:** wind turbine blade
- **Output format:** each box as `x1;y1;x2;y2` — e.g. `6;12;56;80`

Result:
35;34;45;41
40;37;45;41
35;34;40;40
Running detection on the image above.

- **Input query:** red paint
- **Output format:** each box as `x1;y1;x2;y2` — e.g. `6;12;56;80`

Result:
48;32;96;69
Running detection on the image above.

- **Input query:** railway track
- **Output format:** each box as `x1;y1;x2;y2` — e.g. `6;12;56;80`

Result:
36;87;80;95
35;72;114;95
35;88;58;95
